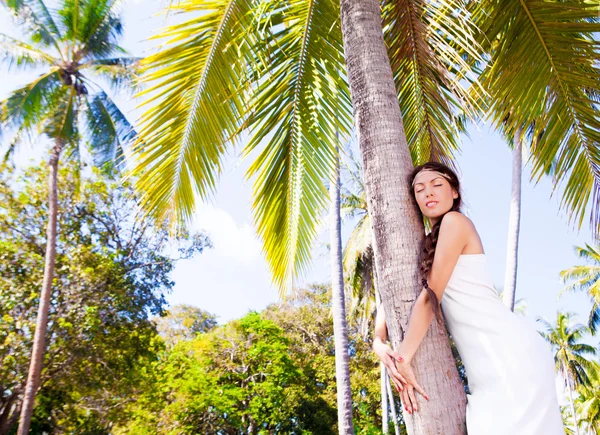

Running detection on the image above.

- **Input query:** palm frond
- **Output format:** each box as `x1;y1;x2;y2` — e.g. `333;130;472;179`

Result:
240;0;353;296
472;1;600;240
128;0;257;227
59;0;125;59
0;68;63;135
1;0;63;53
381;0;485;168
82;56;141;93
84;89;136;171
0;33;57;69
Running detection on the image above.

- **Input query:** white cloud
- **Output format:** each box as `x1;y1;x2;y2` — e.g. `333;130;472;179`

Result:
192;204;263;267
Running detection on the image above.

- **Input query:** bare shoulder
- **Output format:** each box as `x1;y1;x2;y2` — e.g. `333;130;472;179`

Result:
440;211;482;250
440;211;473;231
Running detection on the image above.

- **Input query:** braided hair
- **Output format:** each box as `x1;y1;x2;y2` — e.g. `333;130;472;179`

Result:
409;162;463;325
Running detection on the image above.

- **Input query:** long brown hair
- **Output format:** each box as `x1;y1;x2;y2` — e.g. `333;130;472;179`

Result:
409;162;463;324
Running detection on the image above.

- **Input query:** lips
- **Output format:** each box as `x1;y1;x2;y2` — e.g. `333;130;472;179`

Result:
426;201;438;208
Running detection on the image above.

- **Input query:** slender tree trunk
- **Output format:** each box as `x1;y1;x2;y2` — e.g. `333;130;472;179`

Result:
330;151;355;434
386;371;402;435
381;363;390;434
17;139;64;435
339;1;467;433
376;289;390;434
566;375;580;435
502;125;523;311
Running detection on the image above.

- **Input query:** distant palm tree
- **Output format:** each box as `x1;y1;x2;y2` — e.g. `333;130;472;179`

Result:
574;361;600;435
0;1;137;432
558;244;600;334
538;312;597;435
329;148;355;434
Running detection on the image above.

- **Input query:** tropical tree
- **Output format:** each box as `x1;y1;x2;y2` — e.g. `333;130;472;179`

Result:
329;150;355;433
538;312;597;435
559;244;600;334
129;0;600;432
0;164;209;433
470;1;600;310
0;0;138;431
129;0;480;431
574;360;600;434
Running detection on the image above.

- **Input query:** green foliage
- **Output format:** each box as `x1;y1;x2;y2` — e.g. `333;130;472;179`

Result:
116;285;391;434
0;0;139;167
155;304;218;346
0;164;209;433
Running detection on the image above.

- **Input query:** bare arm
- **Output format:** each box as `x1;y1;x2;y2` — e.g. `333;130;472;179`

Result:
398;211;469;362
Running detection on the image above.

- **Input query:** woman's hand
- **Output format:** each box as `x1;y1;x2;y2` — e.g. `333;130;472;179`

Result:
372;338;407;393
393;358;429;414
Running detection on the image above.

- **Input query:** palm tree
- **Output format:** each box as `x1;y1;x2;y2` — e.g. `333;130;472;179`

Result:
129;0;600;432
340;155;401;434
575;360;600;435
502;125;524;311
559;244;600;334
329;148;355;433
0;1;137;432
130;0;480;431
538;312;597;435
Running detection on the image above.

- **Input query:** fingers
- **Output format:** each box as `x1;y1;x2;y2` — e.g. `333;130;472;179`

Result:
388;363;407;386
413;381;429;401
401;387;412;414
391;378;403;393
408;385;418;413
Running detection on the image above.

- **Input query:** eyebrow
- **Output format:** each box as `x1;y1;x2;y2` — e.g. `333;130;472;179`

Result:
414;177;444;187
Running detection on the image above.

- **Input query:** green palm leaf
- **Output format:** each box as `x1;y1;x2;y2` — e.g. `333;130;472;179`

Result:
472;1;600;239
559;244;600;333
0;69;63;137
382;0;485;167
2;0;63;52
85;89;136;170
538;312;596;389
241;0;352;295
129;0;257;227
0;33;57;69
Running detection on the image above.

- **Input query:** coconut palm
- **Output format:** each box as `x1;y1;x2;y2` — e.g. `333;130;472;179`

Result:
0;0;137;432
538;312;597;435
574;360;600;434
559;244;600;334
129;0;481;431
329;148;355;433
129;0;600;432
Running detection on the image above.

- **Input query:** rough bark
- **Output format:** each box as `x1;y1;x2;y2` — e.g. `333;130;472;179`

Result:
502;125;523;312
381;363;390;434
330;152;355;434
17;139;64;435
339;0;467;433
385;371;402;435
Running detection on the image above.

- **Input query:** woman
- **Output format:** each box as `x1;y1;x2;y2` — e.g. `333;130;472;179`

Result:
372;162;564;434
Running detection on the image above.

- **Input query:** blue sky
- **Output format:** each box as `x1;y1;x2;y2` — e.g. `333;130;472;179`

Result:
0;1;596;345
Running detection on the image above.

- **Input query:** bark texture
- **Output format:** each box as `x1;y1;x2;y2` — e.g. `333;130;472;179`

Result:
17;139;64;435
339;0;467;433
330;153;356;434
503;125;523;312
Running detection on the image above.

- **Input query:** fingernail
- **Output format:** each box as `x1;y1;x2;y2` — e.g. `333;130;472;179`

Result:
398;357;404;362
425;395;429;401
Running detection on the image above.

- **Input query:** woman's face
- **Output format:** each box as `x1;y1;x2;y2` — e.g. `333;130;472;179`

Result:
412;170;459;225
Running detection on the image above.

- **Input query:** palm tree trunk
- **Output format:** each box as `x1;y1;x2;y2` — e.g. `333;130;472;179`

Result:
502;126;523;311
566;375;580;435
330;151;355;434
339;1;467;434
381;363;390;434
17;138;64;435
376;289;390;434
385;373;401;435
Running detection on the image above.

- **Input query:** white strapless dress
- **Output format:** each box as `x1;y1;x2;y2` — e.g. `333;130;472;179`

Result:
440;254;565;435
